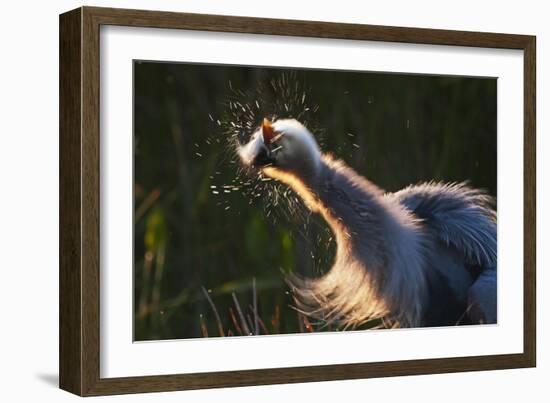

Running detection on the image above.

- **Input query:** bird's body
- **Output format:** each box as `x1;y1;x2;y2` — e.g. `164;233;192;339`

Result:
238;118;497;328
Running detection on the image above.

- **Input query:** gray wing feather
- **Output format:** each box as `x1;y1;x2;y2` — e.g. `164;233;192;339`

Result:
391;182;497;324
392;182;497;268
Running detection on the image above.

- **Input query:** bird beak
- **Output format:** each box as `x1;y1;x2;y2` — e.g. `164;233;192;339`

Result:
262;118;275;143
238;121;275;168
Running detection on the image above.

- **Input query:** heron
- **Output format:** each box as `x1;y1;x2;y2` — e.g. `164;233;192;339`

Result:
238;118;497;329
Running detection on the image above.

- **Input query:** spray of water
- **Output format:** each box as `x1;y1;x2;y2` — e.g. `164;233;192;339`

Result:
207;71;335;278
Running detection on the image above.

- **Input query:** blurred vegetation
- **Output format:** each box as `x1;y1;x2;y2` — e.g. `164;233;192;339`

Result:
133;61;496;341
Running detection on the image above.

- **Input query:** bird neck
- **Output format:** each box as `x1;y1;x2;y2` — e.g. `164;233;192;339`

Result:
274;154;428;327
315;156;390;264
269;154;390;269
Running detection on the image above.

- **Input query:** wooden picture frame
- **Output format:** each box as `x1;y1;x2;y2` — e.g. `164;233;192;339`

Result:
59;6;536;396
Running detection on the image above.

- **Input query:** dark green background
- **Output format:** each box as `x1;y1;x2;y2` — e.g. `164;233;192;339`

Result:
133;61;496;341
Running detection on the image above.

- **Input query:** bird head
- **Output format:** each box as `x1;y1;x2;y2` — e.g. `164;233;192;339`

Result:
238;118;321;181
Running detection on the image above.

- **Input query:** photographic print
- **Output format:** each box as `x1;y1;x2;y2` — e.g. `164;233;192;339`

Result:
133;61;497;341
59;8;535;394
